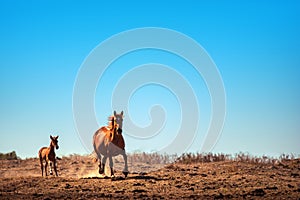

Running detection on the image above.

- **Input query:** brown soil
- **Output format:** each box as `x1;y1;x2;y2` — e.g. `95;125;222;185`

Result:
0;155;299;199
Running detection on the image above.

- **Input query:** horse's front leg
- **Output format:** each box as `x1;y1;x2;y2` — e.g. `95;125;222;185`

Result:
122;151;129;178
95;151;104;175
108;155;114;177
99;156;107;175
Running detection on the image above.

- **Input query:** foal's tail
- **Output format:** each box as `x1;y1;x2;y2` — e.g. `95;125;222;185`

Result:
38;148;43;164
38;147;45;176
38;147;46;165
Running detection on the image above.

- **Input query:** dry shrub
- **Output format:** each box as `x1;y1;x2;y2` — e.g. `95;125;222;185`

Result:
175;153;230;164
0;151;19;160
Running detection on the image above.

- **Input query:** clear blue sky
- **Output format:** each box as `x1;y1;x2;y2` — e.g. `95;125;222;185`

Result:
0;1;299;158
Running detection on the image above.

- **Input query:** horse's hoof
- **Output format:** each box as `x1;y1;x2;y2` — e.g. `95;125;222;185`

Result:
123;171;129;178
99;169;104;174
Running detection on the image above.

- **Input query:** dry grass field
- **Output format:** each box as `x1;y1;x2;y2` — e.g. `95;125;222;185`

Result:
0;153;299;199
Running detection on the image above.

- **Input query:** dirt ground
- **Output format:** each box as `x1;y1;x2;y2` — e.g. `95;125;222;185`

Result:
0;155;299;199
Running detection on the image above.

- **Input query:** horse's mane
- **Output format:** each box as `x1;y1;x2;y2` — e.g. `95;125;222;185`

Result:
107;116;116;129
107;115;119;141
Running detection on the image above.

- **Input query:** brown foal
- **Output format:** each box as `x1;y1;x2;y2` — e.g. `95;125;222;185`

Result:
38;135;59;176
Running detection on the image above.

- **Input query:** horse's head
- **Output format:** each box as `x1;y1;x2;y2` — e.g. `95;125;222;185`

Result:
50;135;59;150
114;110;124;129
117;127;123;135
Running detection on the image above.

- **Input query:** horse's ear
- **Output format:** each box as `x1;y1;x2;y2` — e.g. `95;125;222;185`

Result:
114;110;117;116
50;135;53;140
121;111;124;116
56;136;59;139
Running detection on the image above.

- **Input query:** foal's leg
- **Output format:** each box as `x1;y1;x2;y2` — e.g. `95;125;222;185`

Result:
49;161;53;175
44;161;48;176
122;151;129;177
108;155;114;177
40;157;44;177
53;160;58;176
41;163;44;177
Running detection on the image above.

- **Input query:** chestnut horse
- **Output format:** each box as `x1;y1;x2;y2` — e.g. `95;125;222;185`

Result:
93;111;128;177
38;135;59;176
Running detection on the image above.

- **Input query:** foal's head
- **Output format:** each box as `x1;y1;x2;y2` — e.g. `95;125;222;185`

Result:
50;135;59;150
114;110;124;129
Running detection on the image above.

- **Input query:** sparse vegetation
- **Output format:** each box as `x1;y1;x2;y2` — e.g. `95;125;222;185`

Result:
175;152;298;165
0;151;18;160
127;152;177;165
127;152;298;166
175;152;230;164
1;151;298;166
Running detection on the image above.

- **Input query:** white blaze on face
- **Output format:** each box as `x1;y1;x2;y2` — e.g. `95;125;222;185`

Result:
114;111;124;129
116;116;123;129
